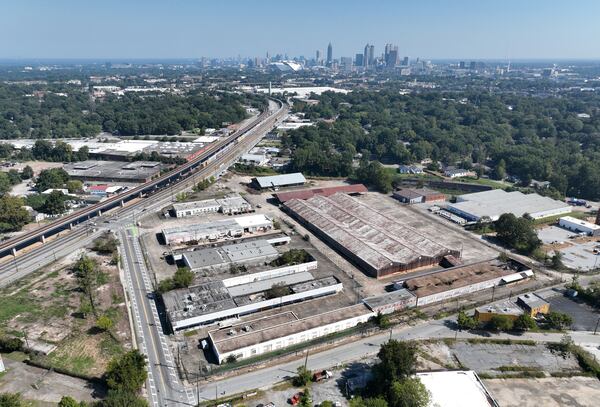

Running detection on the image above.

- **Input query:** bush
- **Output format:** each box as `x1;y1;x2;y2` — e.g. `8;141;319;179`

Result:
293;365;312;387
457;310;478;330
545;312;572;330
514;314;537;331
489;315;514;331
0;336;24;352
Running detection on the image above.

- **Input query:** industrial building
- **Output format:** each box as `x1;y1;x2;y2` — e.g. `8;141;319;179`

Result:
274;184;368;203
171;193;252;217
393;188;445;204
65;160;164;183
558;216;600;236
447;189;572;222
474;300;524;322
181;240;279;272
516;293;550;317
416;370;499;407
239;154;269;166
252;172;306;190
363;289;417;315
284;193;460;278
161;214;273;245
403;258;533;306
208;304;373;363
163;264;340;330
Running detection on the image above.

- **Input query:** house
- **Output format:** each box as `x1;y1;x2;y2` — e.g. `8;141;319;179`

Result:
444;168;471;179
516;293;550;317
398;165;423;175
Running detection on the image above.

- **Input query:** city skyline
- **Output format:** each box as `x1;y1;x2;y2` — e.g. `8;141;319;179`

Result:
2;0;600;60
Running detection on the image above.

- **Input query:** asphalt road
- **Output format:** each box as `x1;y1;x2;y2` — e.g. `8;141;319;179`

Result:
195;314;600;402
120;227;196;406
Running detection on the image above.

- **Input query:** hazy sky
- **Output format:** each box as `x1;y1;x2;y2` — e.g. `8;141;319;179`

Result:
2;0;600;60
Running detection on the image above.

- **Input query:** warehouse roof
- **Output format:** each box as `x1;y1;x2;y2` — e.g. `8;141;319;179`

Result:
162;214;272;242
253;172;306;189
404;259;519;298
416;370;499;407
226;271;314;297
363;289;416;310
182;239;279;271
163;281;236;323
210;304;371;355
172;199;220;212
560;216;600;231
517;293;548;309
285;193;457;272
274;184;367;203
476;300;523;317
449;190;571;220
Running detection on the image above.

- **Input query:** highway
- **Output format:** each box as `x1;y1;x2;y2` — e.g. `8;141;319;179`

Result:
0;99;287;288
0;98;285;258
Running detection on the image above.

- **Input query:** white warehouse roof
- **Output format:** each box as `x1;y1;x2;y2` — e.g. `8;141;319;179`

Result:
447;190;571;221
416;370;499;407
254;173;306;189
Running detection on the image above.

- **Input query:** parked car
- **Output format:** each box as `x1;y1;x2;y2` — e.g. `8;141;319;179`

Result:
313;370;333;382
289;392;302;405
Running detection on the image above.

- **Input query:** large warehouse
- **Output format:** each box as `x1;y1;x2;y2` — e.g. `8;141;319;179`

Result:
284;193;460;278
208;304;373;364
65;160;164;183
446;189;571;222
161;214;273;245
251;172;306;190
181;239;280;272
163;262;339;330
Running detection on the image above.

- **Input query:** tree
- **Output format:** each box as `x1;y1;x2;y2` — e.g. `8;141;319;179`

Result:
489;315;514;331
102;388;148;407
42;190;68;215
545;312;573;330
35;168;69;192
293;365;312;387
66;180;83;194
321;401;334;407
96;315;114;331
93;234;119;255
172;267;194;288
0;336;24;352
371;340;418;395
457;310;478;330
492;159;506;180
0;172;12;195
21;165;34;180
74;255;99;311
105;350;148;393
388;378;430;407
494;213;541;254
551;252;564;270
7;169;21;185
299;388;312;407
373;311;391;329
0;195;30;232
514;314;537;331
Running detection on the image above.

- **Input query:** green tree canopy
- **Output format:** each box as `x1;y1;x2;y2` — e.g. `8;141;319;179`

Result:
105;350;148;394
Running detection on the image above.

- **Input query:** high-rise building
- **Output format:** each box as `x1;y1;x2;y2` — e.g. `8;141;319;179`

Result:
459;61;466;69
368;45;375;66
316;50;321;64
402;56;409;66
327;42;333;65
340;56;353;72
363;44;370;67
355;53;364;67
384;43;398;68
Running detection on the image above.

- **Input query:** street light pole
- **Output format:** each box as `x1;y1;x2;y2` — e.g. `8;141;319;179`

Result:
594;317;600;335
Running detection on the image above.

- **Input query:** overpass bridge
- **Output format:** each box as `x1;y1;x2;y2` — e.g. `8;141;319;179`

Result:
0;99;286;258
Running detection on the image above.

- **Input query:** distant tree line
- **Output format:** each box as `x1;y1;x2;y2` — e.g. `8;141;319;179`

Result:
287;89;600;200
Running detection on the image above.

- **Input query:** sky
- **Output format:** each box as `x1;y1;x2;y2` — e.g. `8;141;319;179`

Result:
2;0;600;60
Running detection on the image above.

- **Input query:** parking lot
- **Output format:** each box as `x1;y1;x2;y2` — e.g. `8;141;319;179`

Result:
450;342;581;375
538;226;600;271
540;291;600;331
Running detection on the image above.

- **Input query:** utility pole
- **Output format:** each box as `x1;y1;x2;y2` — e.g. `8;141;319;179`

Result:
594;317;600;335
197;361;200;407
304;349;309;369
491;285;496;302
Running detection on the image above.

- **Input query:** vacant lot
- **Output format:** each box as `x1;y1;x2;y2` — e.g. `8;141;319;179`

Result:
484;377;600;407
0;248;131;379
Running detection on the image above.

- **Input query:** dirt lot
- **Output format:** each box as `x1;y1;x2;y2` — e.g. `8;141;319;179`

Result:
484;377;600;407
0;245;131;379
